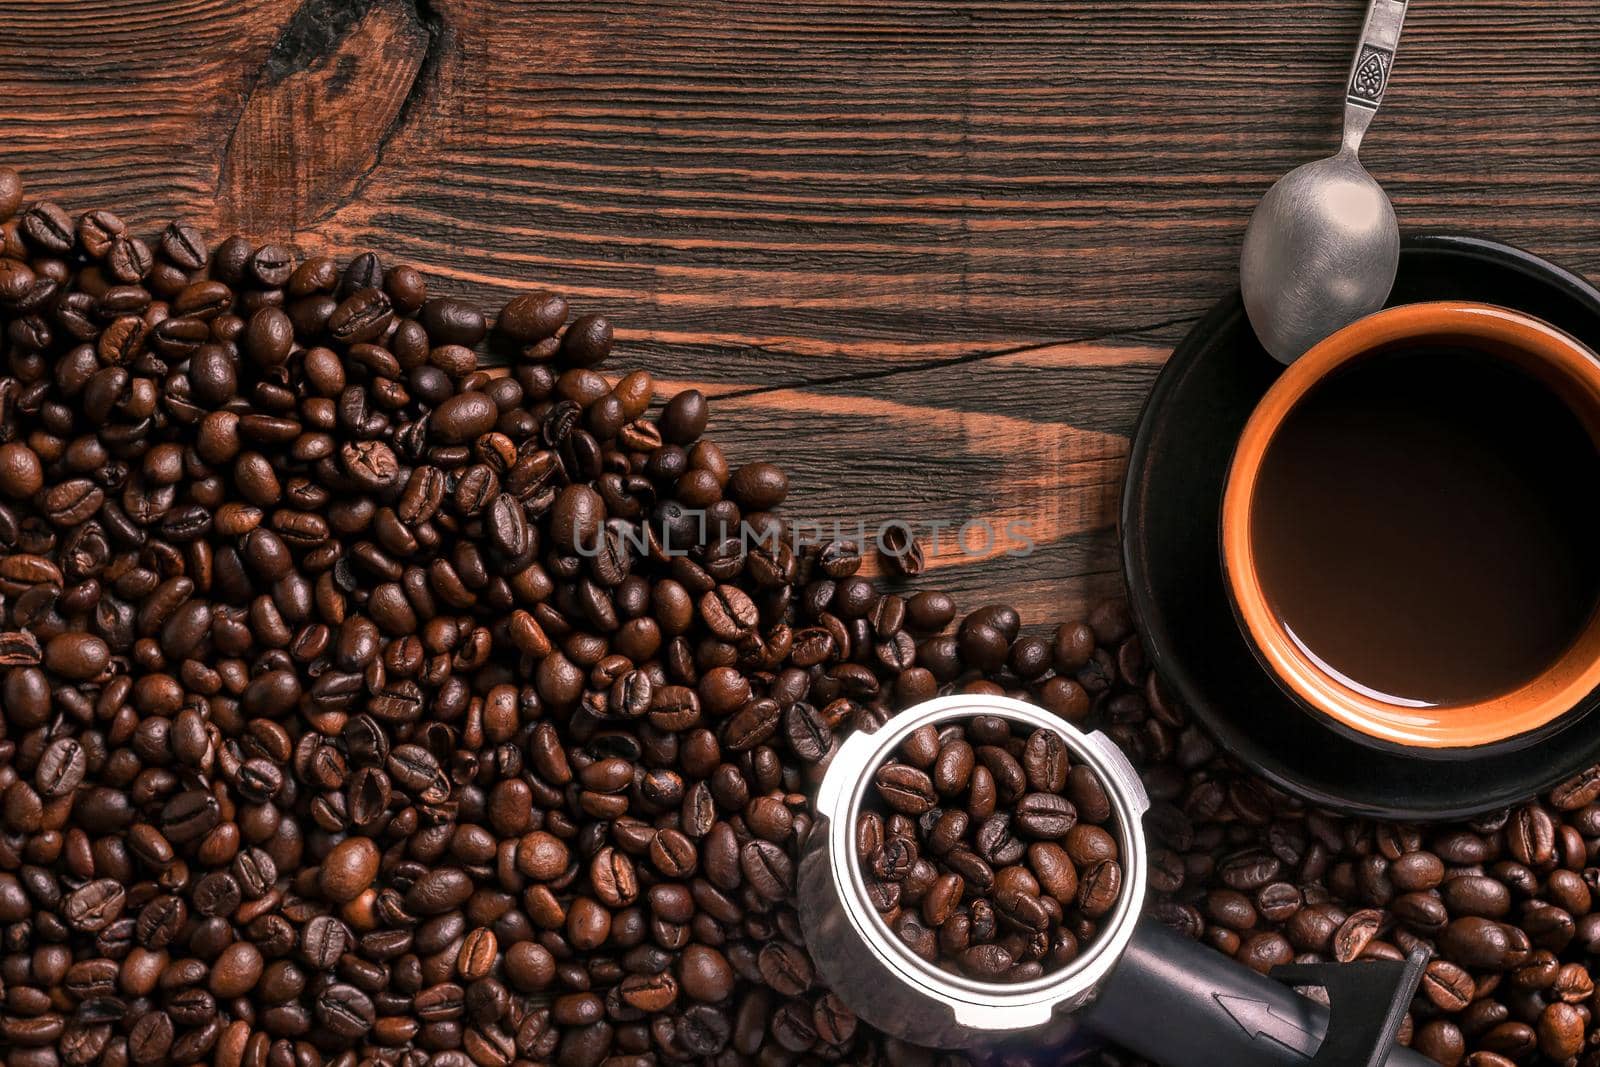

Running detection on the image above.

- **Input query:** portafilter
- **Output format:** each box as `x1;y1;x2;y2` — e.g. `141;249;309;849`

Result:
798;695;1432;1066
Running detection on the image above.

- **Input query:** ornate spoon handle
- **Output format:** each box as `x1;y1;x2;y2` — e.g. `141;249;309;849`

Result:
1342;0;1410;155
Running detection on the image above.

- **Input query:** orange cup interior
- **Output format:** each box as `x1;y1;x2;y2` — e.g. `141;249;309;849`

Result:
1222;302;1600;749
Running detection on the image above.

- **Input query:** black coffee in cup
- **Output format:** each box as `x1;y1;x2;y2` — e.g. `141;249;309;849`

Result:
1248;345;1600;707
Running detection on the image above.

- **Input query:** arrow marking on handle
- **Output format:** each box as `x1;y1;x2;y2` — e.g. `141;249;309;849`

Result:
1215;994;1321;1058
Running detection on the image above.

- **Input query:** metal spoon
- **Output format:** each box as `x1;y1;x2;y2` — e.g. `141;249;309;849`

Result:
1241;0;1410;364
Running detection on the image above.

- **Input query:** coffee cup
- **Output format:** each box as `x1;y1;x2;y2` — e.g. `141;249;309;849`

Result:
1221;301;1600;749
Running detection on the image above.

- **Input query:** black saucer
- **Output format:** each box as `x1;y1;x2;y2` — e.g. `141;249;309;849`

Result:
1122;234;1600;820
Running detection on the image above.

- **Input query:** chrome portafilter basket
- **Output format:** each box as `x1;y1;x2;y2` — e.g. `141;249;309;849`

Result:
798;695;1434;1067
798;695;1149;1048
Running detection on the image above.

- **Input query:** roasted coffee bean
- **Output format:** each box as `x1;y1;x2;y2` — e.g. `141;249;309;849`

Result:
784;701;832;763
1439;917;1523;970
21;200;74;253
945;847;995;891
701;584;759;639
1015;793;1078;839
1389;850;1445;891
127;1010;174;1064
1079;859;1123;917
0;443;43;499
64;880;126;932
660;389;709;443
1538;1001;1584;1060
591;846;640;907
1423;959;1476;1012
320;836;380;902
1549;767;1600;815
499;291;568;341
36;736;87;796
874;764;938;814
975;813;1024;866
414;982;467;1022
457;928;498;981
1255;881;1301;922
756;941;815;996
233;847;277;897
1504;804;1556;870
1330;908;1383;962
421;296;487;345
317;982;376;1038
0;167;23;225
434;390;499;444
407;867;475;914
301;915;351;969
44;631;110;679
1023;728;1070;793
328;287;393;343
959;943;1015;979
741;839;795;901
1442;875;1512;918
211;941;264;997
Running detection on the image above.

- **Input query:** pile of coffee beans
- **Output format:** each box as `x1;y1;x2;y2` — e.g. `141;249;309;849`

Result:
5;163;1600;1067
0;166;1104;1067
858;717;1123;983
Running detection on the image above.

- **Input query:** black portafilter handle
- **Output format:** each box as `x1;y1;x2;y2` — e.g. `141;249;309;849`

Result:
1080;919;1434;1067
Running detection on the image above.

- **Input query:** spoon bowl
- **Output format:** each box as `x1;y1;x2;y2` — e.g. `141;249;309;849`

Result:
1241;151;1399;364
1241;0;1410;364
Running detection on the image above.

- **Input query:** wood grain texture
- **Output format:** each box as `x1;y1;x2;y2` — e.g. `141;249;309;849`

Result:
2;0;1599;620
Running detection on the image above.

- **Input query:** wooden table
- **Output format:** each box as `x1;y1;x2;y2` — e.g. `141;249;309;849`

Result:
6;0;1599;626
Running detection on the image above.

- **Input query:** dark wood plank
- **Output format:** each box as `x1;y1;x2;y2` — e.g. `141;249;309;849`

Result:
6;0;1600;376
3;0;1599;615
216;0;433;235
699;338;1170;625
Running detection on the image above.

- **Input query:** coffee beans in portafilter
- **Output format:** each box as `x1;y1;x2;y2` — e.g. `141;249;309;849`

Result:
858;719;1122;983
